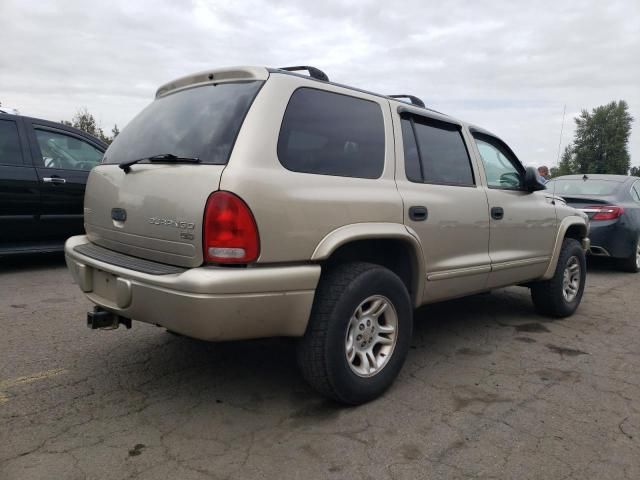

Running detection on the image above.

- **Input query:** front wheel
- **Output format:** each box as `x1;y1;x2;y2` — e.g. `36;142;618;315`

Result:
531;238;586;318
296;262;413;405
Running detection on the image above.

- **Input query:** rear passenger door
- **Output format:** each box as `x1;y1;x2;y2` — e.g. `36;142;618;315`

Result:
470;131;557;287
24;121;104;242
0;115;41;248
393;110;491;302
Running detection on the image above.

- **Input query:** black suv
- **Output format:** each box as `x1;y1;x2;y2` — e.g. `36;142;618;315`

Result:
0;113;107;255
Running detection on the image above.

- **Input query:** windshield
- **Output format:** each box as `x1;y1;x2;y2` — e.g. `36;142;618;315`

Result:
548;179;621;196
103;81;263;165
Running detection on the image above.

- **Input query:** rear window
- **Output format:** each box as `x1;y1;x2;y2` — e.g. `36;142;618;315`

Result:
277;88;385;179
103;81;263;165
548;179;620;196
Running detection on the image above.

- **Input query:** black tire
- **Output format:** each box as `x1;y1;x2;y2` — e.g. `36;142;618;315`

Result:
296;262;413;405
616;235;640;273
531;238;586;318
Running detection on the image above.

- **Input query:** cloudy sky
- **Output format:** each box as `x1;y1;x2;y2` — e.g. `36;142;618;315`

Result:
1;0;639;167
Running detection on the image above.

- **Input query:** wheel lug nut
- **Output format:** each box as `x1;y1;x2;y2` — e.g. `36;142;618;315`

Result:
366;320;371;326
361;342;366;348
359;324;364;331
357;335;362;341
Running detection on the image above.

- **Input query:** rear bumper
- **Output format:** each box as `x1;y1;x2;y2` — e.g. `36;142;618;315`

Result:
587;221;636;259
65;236;321;341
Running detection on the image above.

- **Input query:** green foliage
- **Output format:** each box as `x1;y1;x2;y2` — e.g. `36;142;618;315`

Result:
60;107;118;145
567;100;633;175
630;166;640;177
555;144;576;176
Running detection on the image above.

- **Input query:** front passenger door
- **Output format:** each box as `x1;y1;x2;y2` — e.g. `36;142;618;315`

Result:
471;132;557;288
26;124;104;242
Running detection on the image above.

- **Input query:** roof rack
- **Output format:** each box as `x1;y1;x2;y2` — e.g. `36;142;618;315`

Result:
388;95;425;108
278;66;329;82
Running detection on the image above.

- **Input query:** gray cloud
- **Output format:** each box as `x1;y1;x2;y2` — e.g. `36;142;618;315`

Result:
1;0;638;166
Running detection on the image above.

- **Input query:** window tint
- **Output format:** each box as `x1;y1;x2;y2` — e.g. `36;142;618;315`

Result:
632;182;640;202
400;118;421;182
474;137;522;189
35;129;103;171
0;120;23;166
278;88;385;179
546;178;620;196
402;115;474;186
104;81;263;165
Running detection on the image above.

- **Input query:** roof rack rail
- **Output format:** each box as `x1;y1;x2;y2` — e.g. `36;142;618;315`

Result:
278;66;329;82
388;95;425;108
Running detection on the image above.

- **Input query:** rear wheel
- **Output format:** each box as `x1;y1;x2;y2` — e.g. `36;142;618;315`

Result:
296;262;412;405
617;235;640;273
531;238;586;318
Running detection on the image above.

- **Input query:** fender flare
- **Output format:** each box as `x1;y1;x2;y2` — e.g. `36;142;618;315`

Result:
311;223;426;306
541;216;589;280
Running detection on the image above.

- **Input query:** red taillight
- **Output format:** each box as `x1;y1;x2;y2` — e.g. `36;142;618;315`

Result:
203;191;259;263
587;205;624;221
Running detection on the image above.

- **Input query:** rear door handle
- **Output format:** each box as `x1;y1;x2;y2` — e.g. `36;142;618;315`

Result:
42;177;66;184
409;206;428;221
491;207;504;220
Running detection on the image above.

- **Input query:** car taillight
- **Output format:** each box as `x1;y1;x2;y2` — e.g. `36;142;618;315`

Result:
587;205;624;221
203;191;259;264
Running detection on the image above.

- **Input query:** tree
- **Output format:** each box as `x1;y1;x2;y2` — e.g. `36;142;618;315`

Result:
571;100;633;175
630;166;640;177
61;107;118;144
555;144;576;176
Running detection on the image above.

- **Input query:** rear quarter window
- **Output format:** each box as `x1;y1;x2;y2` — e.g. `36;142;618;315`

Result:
277;88;385;179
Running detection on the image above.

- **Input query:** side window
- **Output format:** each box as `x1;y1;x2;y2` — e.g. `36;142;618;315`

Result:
474;136;523;189
34;129;103;171
632;182;640;202
400;117;421;182
401;114;474;186
0;119;23;166
277;88;385;179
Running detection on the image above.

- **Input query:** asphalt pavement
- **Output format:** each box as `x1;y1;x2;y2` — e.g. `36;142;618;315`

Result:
1;254;639;479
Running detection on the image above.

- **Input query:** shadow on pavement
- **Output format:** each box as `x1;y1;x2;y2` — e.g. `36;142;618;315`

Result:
56;286;539;416
0;252;66;274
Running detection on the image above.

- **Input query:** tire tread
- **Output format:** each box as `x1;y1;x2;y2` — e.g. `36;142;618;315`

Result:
531;238;585;318
297;262;379;401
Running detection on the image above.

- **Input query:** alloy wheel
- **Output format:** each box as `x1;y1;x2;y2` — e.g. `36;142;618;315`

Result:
345;295;398;377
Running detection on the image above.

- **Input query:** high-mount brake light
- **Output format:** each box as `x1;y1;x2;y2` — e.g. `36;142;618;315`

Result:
203;191;260;263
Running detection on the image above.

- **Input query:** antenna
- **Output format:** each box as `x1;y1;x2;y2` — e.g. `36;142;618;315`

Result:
550;104;567;198
556;104;566;164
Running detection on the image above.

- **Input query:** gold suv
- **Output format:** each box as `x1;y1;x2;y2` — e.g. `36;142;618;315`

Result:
65;66;589;404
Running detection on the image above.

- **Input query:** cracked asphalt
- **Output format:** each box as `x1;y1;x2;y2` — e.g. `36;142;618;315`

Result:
1;254;639;480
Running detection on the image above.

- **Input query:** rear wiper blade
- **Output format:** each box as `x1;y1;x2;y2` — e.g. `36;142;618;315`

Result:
119;153;200;173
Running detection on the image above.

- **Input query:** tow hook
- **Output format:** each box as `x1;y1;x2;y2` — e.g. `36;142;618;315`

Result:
87;307;132;330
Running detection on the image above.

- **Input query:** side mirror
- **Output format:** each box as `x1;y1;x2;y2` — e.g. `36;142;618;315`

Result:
524;166;546;192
